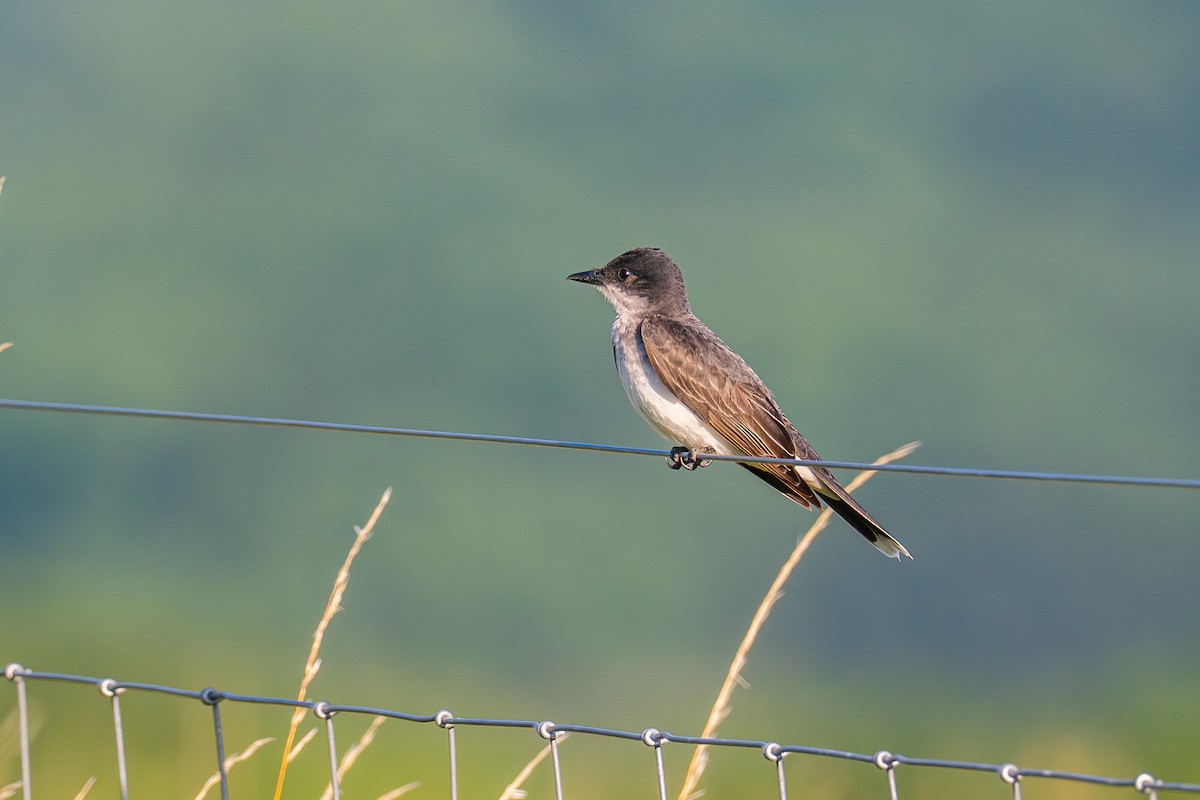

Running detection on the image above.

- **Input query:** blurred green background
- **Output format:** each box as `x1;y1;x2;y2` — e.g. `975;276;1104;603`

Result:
2;0;1198;796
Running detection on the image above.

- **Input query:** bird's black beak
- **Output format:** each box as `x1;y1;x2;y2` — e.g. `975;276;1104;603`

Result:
567;269;603;286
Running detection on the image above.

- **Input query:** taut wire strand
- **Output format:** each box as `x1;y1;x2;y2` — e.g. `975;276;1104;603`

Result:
1;399;1198;490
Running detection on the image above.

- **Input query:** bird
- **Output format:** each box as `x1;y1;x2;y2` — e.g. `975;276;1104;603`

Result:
567;247;910;559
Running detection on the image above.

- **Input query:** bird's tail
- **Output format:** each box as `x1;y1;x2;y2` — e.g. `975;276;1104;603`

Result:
814;471;911;560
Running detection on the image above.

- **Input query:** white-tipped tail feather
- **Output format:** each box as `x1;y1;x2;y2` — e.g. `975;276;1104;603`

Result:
815;476;911;560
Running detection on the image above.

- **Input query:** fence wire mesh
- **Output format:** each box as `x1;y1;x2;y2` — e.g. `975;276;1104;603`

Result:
3;402;1199;798
4;664;1198;800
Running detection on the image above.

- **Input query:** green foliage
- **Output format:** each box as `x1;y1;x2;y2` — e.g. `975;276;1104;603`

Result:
1;0;1198;794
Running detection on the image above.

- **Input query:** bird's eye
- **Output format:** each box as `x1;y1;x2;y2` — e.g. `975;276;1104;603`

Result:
616;267;632;281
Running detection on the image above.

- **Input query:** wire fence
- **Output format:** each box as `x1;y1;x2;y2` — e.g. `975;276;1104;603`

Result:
4;664;1199;800
3;400;1199;798
2;398;1200;490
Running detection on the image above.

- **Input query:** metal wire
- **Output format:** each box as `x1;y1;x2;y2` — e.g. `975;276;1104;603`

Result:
2;398;1199;490
98;680;129;800
546;726;564;800
5;665;1197;797
314;703;341;800
5;664;32;800
202;688;231;800
2;400;1197;796
435;709;458;800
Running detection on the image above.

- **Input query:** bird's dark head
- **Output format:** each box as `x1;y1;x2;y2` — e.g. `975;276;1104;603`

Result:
567;248;691;318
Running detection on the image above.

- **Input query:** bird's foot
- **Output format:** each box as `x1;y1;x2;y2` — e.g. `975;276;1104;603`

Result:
666;446;713;471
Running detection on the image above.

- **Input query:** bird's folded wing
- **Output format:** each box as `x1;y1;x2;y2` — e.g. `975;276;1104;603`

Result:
639;316;822;509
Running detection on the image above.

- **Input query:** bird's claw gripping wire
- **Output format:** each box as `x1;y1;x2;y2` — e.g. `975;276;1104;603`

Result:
666;446;712;471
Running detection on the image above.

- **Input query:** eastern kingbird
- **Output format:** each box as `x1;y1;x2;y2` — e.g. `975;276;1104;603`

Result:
568;247;910;559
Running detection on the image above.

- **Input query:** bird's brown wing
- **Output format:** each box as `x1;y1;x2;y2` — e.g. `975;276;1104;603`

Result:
638;316;822;510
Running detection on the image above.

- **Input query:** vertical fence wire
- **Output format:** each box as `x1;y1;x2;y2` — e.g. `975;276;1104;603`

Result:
549;731;564;800
435;710;457;800
537;721;566;800
875;750;899;800
764;744;788;800
643;729;667;800
99;680;129;800
5;664;32;800
315;703;340;800
1001;763;1022;800
201;689;230;800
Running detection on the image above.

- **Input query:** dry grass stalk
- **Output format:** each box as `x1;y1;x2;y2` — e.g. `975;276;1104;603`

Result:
677;442;921;800
375;782;421;800
0;782;23;800
317;715;387;800
194;737;274;800
285;726;319;763
271;486;394;800
0;708;21;766
498;731;571;800
72;777;97;800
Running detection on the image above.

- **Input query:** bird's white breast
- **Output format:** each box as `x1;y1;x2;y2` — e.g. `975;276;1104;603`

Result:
611;319;733;454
